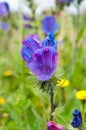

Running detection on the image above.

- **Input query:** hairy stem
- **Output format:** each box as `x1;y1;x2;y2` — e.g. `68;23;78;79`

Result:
50;82;54;121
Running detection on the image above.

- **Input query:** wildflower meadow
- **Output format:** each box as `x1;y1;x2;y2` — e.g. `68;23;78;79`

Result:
0;0;86;130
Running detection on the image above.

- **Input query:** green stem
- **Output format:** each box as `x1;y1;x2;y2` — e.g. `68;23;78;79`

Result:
18;1;26;89
21;22;26;88
49;82;54;121
61;88;66;105
82;100;86;124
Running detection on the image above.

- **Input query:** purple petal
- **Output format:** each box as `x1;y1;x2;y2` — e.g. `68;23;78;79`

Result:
21;46;33;64
47;121;65;130
30;47;58;81
22;34;41;53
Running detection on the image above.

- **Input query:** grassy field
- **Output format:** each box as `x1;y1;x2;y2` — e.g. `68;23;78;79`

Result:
0;5;86;130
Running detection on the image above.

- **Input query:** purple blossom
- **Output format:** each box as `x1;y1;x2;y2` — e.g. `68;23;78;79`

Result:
24;24;31;29
0;21;10;30
21;34;58;81
42;16;58;34
30;47;58;81
0;2;9;17
42;32;57;49
23;15;32;21
47;121;65;130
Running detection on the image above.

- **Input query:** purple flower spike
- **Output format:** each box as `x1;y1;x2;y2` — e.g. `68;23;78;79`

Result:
22;34;42;53
0;2;9;17
47;121;65;130
42;16;58;34
30;47;58;81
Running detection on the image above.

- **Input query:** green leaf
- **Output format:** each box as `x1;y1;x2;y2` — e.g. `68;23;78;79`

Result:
75;27;84;43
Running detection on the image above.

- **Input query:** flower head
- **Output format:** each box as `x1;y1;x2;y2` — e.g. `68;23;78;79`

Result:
47;121;65;130
71;109;82;128
30;47;58;81
4;70;12;76
21;34;58;81
42;32;57;49
57;79;69;88
0;2;9;17
75;90;86;100
0;98;5;105
42;16;58;34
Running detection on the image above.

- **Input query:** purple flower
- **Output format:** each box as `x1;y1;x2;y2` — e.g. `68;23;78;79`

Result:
30;47;58;81
47;121;65;130
42;16;58;34
24;24;31;29
21;34;58;81
42;32;57;49
0;21;10;30
0;2;9;17
23;15;32;21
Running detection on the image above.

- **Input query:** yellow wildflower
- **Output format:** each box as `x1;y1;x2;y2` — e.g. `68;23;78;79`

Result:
75;90;86;100
57;79;69;88
4;70;12;76
0;98;5;105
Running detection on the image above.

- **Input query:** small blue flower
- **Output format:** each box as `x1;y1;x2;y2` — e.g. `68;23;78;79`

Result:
42;16;58;34
42;32;57;49
71;109;82;128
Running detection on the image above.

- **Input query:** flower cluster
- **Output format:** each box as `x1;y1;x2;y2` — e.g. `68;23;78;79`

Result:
42;16;58;34
21;33;58;81
71;109;82;128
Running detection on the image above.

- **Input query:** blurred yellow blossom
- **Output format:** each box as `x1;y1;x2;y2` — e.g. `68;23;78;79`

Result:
0;98;5;105
57;79;69;88
75;90;86;100
4;70;12;76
